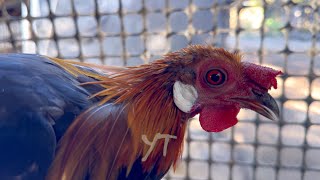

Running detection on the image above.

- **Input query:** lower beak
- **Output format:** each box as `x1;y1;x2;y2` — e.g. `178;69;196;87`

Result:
234;89;280;121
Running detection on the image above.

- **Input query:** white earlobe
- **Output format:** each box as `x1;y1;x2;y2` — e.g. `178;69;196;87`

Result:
173;81;198;113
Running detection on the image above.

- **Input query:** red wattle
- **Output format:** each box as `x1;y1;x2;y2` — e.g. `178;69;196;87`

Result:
199;106;240;132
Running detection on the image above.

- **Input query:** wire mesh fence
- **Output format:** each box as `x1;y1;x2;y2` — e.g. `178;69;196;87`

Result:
0;0;319;179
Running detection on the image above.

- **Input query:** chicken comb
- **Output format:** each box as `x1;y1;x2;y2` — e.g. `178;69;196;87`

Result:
243;62;283;90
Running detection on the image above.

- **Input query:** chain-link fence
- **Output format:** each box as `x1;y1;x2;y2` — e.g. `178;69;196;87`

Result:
0;0;319;179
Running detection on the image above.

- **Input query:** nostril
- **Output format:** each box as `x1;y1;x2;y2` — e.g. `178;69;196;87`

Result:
252;89;264;97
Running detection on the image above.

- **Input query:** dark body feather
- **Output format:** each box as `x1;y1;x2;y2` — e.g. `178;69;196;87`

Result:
0;54;96;179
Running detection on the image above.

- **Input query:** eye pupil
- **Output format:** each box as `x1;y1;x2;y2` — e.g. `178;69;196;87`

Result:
211;73;221;82
205;69;226;86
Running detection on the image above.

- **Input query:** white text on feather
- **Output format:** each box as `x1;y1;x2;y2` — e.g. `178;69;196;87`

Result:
141;133;177;162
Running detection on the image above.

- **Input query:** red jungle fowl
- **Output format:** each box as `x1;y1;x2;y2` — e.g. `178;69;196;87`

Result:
0;45;282;180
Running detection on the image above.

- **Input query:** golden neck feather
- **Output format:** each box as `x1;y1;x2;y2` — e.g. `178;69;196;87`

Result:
49;57;189;179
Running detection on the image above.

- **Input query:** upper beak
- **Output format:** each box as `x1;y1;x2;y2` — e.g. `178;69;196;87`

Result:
234;89;280;121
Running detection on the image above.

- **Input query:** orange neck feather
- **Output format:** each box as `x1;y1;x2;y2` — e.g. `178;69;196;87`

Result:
48;57;190;179
90;61;189;174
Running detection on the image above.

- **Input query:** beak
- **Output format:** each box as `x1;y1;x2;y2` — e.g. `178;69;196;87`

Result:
234;89;280;121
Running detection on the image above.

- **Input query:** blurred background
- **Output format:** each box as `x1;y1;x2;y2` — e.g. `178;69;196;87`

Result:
0;0;319;179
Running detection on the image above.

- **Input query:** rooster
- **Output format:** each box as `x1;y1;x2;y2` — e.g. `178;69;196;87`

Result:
0;45;281;180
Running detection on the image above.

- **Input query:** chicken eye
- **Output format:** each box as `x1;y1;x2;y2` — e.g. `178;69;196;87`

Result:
205;69;227;86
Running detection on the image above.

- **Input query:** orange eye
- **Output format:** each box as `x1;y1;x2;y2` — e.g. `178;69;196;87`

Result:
205;69;227;86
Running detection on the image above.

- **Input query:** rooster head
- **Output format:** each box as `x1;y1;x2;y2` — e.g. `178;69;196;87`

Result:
171;45;282;132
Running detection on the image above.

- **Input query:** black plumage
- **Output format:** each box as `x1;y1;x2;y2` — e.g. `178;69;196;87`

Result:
0;54;100;179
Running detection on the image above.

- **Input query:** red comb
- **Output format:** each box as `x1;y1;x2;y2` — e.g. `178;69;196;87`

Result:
243;62;283;90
